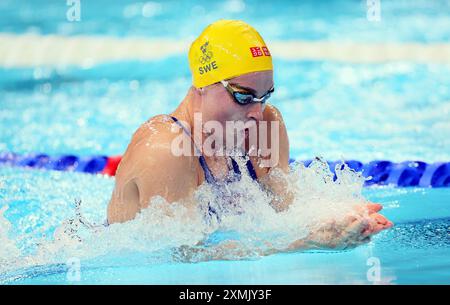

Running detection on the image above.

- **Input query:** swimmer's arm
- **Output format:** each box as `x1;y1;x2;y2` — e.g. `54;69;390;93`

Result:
178;204;393;261
176;208;393;262
107;134;197;224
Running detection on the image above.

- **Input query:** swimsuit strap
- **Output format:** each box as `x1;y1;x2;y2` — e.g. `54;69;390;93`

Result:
170;116;216;184
230;156;258;181
245;156;258;181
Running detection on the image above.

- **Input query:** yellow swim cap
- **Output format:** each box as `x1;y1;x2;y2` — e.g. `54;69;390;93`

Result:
188;19;273;88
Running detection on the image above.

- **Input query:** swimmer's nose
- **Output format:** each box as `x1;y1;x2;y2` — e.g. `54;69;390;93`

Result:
246;103;264;122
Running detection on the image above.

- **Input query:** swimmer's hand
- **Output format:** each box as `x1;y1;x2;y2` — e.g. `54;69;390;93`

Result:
289;203;394;251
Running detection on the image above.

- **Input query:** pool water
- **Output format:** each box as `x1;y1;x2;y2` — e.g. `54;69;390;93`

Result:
0;166;449;284
1;0;450;42
1;0;450;284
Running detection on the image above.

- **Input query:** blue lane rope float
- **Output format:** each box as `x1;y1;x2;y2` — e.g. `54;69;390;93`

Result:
0;152;109;174
1;152;449;187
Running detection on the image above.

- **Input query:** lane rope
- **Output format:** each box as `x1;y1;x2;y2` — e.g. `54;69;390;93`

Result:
1;152;449;187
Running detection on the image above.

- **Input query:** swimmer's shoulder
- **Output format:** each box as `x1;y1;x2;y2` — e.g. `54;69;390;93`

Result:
108;115;197;222
131;114;178;145
117;114;197;180
116;115;198;205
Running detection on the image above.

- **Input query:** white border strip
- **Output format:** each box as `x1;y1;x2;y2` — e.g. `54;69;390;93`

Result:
1;33;450;68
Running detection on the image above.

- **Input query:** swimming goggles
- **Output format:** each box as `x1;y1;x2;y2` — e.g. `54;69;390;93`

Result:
220;80;274;105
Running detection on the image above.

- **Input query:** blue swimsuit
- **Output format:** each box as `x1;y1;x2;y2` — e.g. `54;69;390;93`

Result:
171;116;258;222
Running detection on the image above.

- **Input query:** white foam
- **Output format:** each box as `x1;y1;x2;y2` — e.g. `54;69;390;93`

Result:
0;158;370;277
0;206;21;264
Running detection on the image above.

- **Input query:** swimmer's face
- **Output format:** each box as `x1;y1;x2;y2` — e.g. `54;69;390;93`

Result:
198;70;274;152
200;70;274;124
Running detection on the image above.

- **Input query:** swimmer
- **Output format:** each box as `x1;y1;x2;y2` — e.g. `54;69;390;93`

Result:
107;20;393;250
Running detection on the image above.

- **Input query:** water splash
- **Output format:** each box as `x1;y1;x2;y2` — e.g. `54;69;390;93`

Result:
0;159;369;280
0;206;21;266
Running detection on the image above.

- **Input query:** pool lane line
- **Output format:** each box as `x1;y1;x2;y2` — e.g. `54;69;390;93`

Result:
1;152;449;187
1;33;450;68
